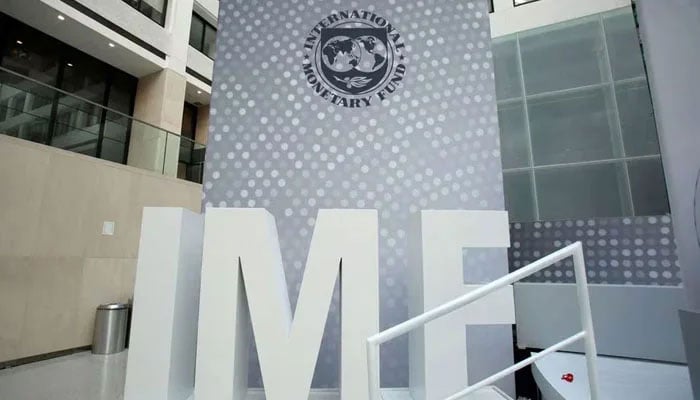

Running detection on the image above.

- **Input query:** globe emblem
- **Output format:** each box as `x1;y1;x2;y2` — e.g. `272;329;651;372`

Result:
355;36;388;73
321;35;387;73
322;36;362;72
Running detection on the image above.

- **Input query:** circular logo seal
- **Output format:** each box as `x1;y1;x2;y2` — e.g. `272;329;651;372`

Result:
302;10;407;108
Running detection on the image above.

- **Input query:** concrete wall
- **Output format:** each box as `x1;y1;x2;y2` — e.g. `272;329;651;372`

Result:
187;47;214;82
636;0;700;310
0;135;201;363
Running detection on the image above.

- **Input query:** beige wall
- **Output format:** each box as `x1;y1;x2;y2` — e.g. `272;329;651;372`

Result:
0;135;201;363
127;69;188;177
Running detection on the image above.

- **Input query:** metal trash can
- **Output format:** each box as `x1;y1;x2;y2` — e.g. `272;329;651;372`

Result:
92;303;129;355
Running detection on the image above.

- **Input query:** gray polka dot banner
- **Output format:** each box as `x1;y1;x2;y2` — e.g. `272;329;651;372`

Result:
509;216;682;286
204;0;511;390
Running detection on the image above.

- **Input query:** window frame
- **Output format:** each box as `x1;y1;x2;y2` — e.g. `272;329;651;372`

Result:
121;0;169;27
494;10;670;223
513;0;541;7
189;12;217;60
0;12;137;164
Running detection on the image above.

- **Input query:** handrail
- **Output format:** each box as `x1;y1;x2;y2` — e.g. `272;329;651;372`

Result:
0;65;203;147
366;241;600;400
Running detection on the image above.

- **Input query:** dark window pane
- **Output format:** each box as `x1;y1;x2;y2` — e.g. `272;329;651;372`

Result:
628;158;670;215
536;163;628;220
504;171;536;222
203;24;217;59
181;103;197;139
0;13;137;165
498;101;530;169
520;20;606;95
616;80;660;157
529;87;616;165
60;55;107;104
1;20;61;85
189;15;205;50
139;0;166;25
101;137;127;163
108;71;137;115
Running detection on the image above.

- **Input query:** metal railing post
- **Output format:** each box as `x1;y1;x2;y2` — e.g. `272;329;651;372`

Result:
573;243;601;400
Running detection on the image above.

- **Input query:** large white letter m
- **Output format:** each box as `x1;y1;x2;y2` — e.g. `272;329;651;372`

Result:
193;209;379;400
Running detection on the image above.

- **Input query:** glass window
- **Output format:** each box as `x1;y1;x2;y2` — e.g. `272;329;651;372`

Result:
628;158;670;216
181;103;197;140
536;163;628;220
528;87;617;166
494;7;670;222
615;79;660;157
520;20;606;95
604;11;646;81
498;101;529;169
504;171;536;222
121;0;167;26
1;19;61;86
493;39;522;100
140;0;167;25
189;13;217;59
102;71;137;163
189;15;204;49
0;13;137;164
203;24;217;59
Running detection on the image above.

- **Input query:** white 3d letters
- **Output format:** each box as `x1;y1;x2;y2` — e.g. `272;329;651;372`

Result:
408;210;515;400
194;208;379;400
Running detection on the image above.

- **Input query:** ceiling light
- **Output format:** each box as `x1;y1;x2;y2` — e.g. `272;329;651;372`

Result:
108;42;115;48
67;63;73;67
16;40;23;45
57;15;65;21
197;90;202;94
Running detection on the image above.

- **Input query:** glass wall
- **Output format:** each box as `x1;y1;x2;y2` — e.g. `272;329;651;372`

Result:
0;13;137;163
493;8;670;222
189;13;217;59
122;0;168;26
179;103;205;183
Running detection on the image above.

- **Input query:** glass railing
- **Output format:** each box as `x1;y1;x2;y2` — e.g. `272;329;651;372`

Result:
0;66;206;184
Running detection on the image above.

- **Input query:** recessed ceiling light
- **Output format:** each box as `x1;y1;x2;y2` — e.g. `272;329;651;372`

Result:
197;90;202;94
57;15;65;21
16;40;23;45
108;42;115;48
67;63;74;67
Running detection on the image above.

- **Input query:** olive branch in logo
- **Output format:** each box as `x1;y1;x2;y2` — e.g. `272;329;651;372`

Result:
334;76;372;89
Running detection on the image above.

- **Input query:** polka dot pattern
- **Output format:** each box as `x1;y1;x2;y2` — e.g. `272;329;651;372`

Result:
204;0;505;388
509;216;682;286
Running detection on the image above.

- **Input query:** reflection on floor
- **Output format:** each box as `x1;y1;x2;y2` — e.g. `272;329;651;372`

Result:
0;351;511;400
0;351;127;400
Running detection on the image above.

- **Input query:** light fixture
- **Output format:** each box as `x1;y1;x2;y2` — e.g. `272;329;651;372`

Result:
67;62;74;67
108;42;115;48
16;40;23;45
57;14;65;21
197;90;202;94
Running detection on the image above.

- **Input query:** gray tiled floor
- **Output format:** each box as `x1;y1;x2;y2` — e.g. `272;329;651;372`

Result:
0;351;510;399
0;351;127;400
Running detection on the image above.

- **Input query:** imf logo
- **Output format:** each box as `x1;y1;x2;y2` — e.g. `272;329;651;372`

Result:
303;10;407;108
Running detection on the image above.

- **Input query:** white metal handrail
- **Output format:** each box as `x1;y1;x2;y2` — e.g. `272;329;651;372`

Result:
366;241;600;400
